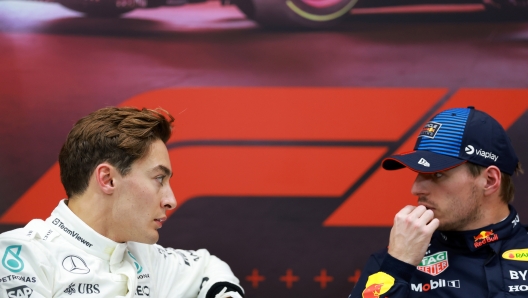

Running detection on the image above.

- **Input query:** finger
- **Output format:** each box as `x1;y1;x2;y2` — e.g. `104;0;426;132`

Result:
422;218;439;237
406;205;428;221
394;205;417;224
424;218;440;234
397;205;417;216
416;209;435;226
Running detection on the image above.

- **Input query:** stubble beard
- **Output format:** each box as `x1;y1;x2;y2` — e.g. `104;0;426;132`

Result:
436;185;483;231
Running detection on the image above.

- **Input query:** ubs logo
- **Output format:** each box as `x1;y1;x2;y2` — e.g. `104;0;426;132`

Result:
62;255;90;274
63;283;100;295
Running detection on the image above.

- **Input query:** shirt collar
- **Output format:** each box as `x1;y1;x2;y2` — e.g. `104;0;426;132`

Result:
45;199;127;262
436;205;521;252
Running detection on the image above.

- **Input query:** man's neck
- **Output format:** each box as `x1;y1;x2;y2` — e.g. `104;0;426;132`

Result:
461;201;510;231
67;191;120;242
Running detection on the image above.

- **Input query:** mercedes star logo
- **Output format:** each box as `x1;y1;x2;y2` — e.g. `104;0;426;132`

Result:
62;255;90;274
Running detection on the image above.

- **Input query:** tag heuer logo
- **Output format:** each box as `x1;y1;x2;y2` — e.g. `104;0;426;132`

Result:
417;251;449;276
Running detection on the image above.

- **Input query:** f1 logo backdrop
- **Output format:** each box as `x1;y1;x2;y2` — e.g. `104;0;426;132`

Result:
1;88;527;297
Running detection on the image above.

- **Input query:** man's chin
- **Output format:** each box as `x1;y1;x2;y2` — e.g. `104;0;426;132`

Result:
133;232;159;244
147;233;160;244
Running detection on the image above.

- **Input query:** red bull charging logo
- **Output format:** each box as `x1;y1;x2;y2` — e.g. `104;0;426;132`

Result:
362;272;394;298
362;283;383;298
474;230;499;248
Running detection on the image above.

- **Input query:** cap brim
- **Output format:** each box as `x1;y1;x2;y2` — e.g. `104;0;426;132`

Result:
382;150;466;173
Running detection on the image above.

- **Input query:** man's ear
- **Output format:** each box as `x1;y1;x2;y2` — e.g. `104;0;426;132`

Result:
95;163;116;195
483;166;501;197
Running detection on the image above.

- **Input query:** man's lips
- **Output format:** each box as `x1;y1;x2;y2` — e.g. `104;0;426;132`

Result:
154;217;167;228
419;203;435;211
418;197;436;210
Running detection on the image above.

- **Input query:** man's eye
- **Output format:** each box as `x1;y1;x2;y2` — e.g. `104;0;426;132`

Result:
156;176;165;185
433;172;443;179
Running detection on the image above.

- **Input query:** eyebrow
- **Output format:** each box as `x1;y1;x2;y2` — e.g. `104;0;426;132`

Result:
154;165;173;178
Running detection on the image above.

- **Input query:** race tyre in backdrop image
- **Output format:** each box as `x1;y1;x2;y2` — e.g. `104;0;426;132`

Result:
233;0;357;28
58;0;143;17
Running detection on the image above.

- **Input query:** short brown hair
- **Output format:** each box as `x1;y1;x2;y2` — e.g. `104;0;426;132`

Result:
59;107;174;198
466;162;524;204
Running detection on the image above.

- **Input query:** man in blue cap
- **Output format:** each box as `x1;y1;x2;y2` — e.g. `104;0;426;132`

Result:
349;106;524;298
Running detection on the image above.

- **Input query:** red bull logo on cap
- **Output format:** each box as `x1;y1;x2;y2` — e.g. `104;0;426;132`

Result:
474;230;499;248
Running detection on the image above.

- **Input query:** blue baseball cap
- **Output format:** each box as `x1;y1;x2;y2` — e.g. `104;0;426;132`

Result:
382;106;519;175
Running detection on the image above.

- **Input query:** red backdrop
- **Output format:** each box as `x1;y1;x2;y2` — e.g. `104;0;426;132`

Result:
2;87;527;297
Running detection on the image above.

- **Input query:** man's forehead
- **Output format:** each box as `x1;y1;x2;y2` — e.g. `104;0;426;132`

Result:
138;139;171;170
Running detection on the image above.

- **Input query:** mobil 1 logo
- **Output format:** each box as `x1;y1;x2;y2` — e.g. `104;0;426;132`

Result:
6;285;33;298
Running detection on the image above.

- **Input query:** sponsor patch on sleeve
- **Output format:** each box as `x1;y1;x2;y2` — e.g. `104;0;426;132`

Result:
362;272;395;298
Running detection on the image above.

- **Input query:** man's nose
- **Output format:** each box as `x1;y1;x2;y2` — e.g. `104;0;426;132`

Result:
411;173;429;197
162;186;177;210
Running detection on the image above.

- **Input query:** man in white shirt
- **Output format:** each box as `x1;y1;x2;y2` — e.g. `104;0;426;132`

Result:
0;107;244;298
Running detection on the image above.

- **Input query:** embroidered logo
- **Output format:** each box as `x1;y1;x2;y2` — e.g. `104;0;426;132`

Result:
363;283;383;298
62;255;90;274
127;251;143;274
2;245;24;273
362;272;395;298
465;145;475;155
6;285;33;298
411;279;460;292
512;215;520;228
417;251;448;276
64;283;76;295
419;121;442;139
473;230;498;248
503;249;528;261
418;158;430;167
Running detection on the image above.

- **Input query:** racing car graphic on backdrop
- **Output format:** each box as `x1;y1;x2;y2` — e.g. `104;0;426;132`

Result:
55;0;528;28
